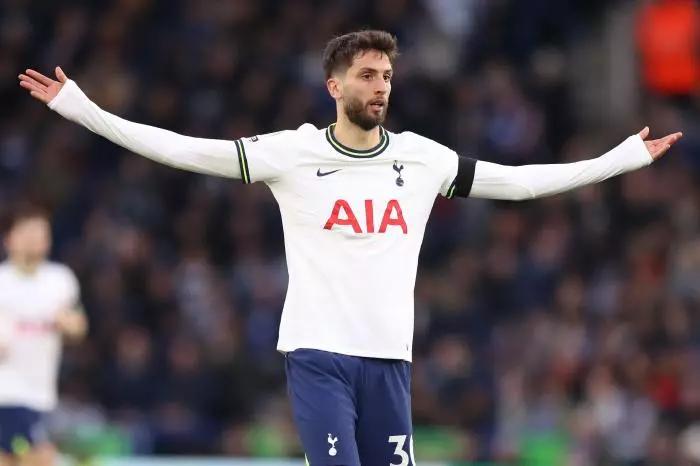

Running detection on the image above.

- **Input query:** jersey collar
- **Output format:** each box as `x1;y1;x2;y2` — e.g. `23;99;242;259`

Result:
325;123;390;158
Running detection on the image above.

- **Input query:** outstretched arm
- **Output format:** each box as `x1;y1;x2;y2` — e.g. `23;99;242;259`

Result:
469;128;682;200
18;67;241;178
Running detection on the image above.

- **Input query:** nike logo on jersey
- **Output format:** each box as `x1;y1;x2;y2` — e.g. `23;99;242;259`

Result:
317;168;342;177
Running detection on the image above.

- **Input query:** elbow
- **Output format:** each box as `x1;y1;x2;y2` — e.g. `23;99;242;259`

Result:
506;185;537;201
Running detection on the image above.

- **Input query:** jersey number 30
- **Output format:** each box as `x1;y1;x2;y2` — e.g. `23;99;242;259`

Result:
388;434;416;466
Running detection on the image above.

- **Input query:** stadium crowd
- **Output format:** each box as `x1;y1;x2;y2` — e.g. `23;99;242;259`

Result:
1;0;699;464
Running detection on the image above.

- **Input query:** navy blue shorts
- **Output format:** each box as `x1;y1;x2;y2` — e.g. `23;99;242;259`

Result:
0;406;48;454
285;349;414;466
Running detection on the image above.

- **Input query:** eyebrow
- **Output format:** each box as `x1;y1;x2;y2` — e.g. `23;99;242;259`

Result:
357;67;393;74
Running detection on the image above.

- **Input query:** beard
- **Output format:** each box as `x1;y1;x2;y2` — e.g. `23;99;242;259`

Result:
343;94;388;131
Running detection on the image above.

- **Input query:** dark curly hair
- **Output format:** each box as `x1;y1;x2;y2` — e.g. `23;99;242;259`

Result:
3;202;49;233
322;30;399;79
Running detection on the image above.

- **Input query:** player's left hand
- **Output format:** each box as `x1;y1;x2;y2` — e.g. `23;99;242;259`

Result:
639;126;683;161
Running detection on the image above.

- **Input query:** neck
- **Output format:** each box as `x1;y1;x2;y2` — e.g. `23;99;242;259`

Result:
333;112;381;150
10;257;40;275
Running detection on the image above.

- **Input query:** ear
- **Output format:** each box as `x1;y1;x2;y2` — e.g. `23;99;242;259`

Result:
326;76;343;100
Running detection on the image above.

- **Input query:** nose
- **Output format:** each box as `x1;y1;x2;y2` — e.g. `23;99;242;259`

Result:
375;79;389;95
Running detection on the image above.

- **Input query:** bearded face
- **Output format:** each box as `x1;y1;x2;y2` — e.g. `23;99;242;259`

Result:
328;50;393;131
343;92;388;130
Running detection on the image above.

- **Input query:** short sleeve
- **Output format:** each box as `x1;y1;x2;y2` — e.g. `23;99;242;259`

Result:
62;267;81;310
234;130;298;184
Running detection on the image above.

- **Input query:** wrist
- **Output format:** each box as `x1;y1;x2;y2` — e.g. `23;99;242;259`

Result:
47;79;79;113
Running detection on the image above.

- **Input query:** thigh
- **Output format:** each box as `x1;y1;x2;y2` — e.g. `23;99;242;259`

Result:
285;349;361;466
19;442;56;466
356;360;414;466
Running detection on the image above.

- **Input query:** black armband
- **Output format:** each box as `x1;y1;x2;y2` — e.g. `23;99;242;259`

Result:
446;156;476;199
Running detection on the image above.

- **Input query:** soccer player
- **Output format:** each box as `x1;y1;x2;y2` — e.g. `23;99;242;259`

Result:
0;205;87;466
18;30;681;466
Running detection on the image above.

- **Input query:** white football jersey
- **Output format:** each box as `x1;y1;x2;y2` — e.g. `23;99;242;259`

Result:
235;124;472;361
0;261;80;410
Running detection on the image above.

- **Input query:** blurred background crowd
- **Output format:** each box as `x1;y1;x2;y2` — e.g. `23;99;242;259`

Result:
2;0;700;464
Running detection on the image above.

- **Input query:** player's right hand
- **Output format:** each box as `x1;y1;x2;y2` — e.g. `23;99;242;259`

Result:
18;67;68;104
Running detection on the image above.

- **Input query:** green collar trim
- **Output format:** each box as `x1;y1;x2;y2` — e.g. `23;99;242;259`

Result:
325;123;389;158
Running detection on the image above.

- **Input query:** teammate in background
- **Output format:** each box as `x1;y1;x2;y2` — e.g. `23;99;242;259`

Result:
18;30;681;466
0;205;87;466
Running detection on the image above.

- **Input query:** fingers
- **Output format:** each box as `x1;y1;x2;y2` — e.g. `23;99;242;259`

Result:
18;76;50;103
18;73;47;92
654;132;683;150
29;91;50;104
651;146;670;160
25;68;54;87
638;126;650;140
650;131;682;145
664;131;683;146
55;66;68;83
19;79;44;95
647;132;684;161
652;144;671;160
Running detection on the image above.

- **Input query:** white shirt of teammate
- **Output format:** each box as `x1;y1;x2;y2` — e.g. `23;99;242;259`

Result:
0;261;80;411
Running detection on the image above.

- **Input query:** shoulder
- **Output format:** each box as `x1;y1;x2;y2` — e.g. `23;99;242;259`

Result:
389;130;456;157
389;130;461;190
292;123;326;146
388;130;458;174
236;124;323;183
296;123;321;134
245;123;321;145
0;262;10;280
41;262;78;284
